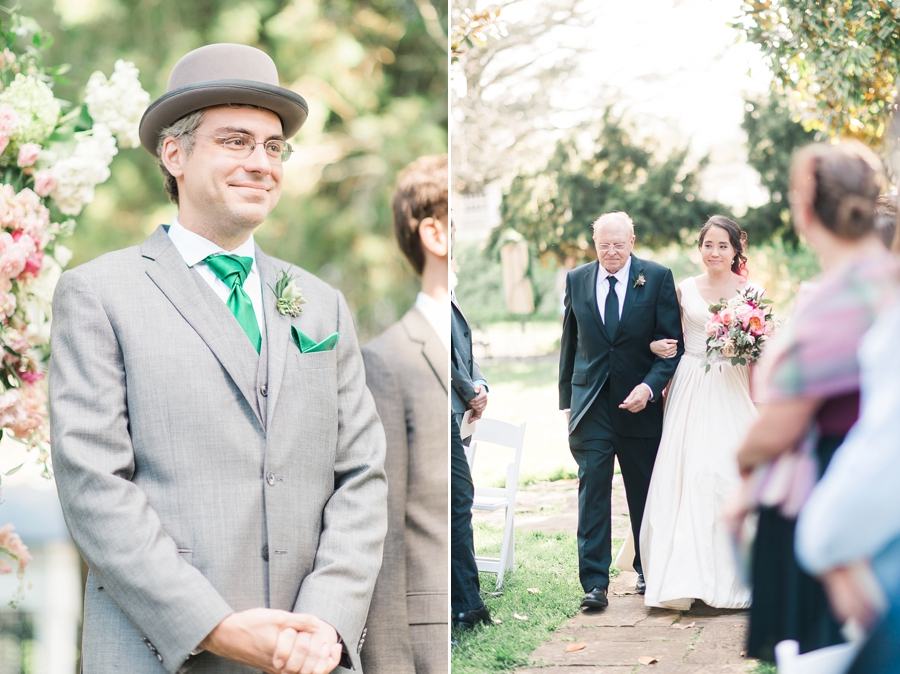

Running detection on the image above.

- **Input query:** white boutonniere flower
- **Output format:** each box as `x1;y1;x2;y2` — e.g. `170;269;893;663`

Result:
270;268;307;317
633;274;646;289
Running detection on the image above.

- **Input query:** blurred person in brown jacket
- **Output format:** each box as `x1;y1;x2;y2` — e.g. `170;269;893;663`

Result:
360;155;449;674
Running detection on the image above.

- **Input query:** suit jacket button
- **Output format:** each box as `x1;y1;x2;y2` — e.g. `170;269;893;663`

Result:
266;472;276;486
610;347;615;352
262;545;269;561
463;331;469;337
260;385;268;397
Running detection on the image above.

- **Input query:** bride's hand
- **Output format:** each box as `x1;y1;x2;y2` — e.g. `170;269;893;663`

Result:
650;338;678;358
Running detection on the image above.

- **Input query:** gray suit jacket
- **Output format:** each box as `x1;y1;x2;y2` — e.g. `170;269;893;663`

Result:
359;307;448;674
50;226;387;674
450;295;483;415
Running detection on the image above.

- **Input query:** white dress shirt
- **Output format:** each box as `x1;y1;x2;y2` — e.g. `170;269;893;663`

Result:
415;291;450;353
166;218;265;333
596;256;631;322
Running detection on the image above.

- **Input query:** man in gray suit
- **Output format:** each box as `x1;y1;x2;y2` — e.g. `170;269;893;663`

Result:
50;44;387;674
360;155;449;674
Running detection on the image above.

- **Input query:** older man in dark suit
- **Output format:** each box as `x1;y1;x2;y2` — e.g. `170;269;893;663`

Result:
361;155;449;674
559;211;682;609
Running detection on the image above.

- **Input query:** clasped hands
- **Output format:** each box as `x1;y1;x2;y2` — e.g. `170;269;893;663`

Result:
200;608;342;674
467;383;488;420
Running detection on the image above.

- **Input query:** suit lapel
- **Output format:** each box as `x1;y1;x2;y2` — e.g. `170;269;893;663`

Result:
402;307;448;393
617;255;644;339
256;250;293;431
582;261;606;338
141;227;264;428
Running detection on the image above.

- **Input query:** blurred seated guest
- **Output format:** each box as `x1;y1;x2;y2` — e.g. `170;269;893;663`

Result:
874;194;897;249
361;155;449;674
795;296;900;653
734;141;900;662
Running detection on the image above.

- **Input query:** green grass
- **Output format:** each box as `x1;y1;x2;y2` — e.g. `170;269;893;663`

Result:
753;662;777;674
453;523;624;674
452;525;582;674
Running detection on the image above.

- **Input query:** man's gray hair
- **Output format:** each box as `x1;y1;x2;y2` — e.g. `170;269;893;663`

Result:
591;211;635;239
157;109;204;205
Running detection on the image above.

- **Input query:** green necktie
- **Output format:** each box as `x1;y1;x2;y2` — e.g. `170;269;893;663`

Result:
205;254;262;353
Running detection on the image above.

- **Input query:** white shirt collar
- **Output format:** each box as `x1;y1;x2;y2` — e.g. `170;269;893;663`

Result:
415;291;450;352
600;255;631;286
168;216;257;269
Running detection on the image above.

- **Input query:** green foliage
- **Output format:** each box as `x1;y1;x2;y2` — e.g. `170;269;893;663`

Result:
27;0;447;340
497;110;722;264
453;242;560;324
734;1;900;149
741;93;817;246
452;525;583;674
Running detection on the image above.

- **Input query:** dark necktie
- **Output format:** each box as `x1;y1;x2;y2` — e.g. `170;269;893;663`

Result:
605;275;619;341
204;254;262;353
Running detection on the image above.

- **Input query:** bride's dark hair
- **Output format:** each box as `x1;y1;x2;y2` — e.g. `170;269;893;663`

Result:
698;215;748;277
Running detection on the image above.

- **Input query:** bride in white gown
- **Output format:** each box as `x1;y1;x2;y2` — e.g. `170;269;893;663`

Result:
639;215;757;610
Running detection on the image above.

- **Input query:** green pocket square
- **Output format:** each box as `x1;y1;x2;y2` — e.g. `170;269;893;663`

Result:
291;326;339;353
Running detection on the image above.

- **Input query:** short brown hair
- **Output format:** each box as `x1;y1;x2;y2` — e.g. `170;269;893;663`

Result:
392;155;448;276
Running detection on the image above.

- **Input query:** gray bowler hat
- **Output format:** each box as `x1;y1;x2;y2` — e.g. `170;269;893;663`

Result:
138;43;308;155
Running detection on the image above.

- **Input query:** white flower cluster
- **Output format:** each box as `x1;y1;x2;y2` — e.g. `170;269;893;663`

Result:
84;60;151;149
49;125;118;216
0;74;60;145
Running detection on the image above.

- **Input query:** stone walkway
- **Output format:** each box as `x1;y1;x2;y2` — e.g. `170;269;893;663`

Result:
477;475;756;673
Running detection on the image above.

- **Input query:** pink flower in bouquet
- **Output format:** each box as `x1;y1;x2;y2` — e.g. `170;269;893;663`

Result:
735;302;753;322
705;319;720;337
0;104;16;136
16;143;41;168
0;134;8;156
0;388;22;420
742;308;768;336
0;289;16;319
719;306;736;325
32;169;57;197
0;523;32;573
20;370;43;384
22;247;43;277
9;384;47;439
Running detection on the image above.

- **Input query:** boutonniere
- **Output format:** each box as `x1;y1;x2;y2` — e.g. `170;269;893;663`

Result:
269;268;307;317
633;274;646;289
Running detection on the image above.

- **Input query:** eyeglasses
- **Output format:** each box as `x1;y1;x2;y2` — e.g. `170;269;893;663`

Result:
196;132;293;163
596;243;630;252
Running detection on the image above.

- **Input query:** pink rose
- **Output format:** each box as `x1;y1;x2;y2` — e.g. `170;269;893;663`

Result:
20;370;44;384
22;247;43;277
719;307;736;325
33;169;57;197
0;104;16;136
735;303;753;321
16;143;41;168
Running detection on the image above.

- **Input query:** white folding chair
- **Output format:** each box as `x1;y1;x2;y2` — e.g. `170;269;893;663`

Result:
775;639;861;674
465;418;526;589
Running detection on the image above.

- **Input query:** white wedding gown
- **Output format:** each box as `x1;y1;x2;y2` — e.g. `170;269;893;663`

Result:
639;276;755;610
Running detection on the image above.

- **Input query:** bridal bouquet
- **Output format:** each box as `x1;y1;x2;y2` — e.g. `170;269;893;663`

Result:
0;8;149;600
704;288;774;371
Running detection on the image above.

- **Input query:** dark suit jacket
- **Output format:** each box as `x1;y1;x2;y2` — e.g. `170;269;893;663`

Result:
360;306;448;674
558;254;683;437
451;295;484;414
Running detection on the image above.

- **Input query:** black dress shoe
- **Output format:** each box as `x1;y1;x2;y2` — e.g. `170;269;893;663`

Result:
635;571;646;595
581;586;608;609
453;604;492;630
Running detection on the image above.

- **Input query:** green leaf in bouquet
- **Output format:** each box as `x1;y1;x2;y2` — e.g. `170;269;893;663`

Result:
731;357;741;366
759;298;774;304
4;462;23;477
703;360;711;373
74;104;94;133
